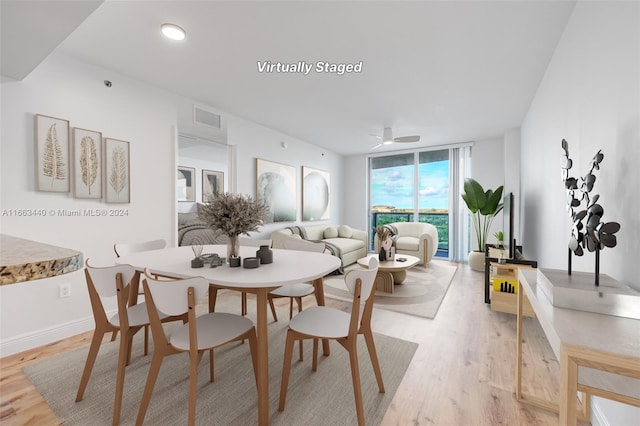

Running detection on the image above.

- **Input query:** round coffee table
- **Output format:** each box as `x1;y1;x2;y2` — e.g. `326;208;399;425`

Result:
357;253;420;293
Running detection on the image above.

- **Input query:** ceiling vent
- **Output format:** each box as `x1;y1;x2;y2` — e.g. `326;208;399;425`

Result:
193;106;221;129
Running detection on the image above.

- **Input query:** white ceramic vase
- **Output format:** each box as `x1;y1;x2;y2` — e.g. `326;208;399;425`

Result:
468;251;485;271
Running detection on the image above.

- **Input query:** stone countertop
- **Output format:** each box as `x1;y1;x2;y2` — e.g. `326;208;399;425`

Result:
0;234;83;285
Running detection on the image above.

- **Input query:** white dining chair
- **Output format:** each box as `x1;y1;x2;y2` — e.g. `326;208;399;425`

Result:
278;256;385;426
76;259;181;426
137;271;258;426
113;239;167;345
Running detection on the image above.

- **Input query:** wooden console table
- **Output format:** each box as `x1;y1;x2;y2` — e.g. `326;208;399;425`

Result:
517;269;640;424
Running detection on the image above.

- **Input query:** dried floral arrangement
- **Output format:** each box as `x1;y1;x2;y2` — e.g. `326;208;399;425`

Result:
198;192;268;236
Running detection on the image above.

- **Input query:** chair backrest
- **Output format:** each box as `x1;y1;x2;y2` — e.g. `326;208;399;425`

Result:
114;239;166;258
283;238;325;253
142;270;208;317
239;237;272;247
345;256;379;302
85;259;136;298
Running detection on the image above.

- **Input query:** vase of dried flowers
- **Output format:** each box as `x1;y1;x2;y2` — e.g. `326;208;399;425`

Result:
198;192;267;263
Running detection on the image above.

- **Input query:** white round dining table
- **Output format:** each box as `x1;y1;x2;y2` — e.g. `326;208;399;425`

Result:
116;244;342;425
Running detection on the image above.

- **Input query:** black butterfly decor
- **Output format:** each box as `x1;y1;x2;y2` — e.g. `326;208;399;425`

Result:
561;139;621;285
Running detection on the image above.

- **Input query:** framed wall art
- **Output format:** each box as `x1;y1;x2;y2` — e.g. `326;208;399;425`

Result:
177;166;196;202
105;138;130;203
256;158;296;223
73;127;102;199
202;169;223;202
35;114;70;192
302;166;330;221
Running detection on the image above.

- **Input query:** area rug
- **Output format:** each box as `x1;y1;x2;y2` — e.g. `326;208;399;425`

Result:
324;259;458;319
23;305;418;426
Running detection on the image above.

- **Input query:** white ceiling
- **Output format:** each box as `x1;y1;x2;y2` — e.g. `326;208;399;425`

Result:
3;1;577;155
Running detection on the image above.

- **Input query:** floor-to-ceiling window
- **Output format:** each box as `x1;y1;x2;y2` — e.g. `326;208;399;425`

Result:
369;145;470;260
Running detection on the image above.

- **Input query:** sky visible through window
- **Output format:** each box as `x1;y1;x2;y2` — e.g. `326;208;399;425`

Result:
372;160;449;210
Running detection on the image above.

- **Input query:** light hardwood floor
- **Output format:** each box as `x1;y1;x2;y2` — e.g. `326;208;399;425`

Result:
0;262;582;425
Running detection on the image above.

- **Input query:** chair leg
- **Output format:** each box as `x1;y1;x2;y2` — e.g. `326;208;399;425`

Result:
209;349;214;382
208;287;218;313
135;352;165;426
144;325;149;356
312;338;319;372
188;350;201;426
268;296;278;322
113;329;131;426
363;329;385;393
110;330;118;341
246;328;259;388
76;329;106;402
347;342;365;426
278;330;296;411
242;292;247;316
288;298;294;320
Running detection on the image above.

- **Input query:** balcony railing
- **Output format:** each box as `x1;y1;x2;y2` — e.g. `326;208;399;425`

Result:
370;211;449;256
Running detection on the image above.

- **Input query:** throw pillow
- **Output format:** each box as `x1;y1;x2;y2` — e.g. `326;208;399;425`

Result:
338;225;353;238
324;227;338;239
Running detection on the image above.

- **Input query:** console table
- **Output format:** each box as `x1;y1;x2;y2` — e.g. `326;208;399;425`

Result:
516;268;640;424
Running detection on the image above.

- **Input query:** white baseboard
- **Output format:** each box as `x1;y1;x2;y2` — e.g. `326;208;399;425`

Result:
0;315;96;358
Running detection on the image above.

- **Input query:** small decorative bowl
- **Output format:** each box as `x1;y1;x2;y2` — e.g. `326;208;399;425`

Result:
243;257;260;269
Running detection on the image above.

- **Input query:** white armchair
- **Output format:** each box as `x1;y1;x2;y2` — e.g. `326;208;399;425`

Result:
374;222;439;265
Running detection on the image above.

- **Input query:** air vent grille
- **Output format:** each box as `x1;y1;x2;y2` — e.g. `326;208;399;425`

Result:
194;106;221;128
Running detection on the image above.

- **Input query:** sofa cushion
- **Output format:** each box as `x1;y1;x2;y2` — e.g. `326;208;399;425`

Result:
338;225;353;238
324;227;339;239
323;237;364;254
395;236;419;251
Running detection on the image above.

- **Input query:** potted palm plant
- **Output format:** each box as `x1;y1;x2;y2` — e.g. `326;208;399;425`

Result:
461;178;504;271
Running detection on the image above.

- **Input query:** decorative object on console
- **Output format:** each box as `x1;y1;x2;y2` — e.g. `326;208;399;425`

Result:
105;138;130;203
256;158;297;223
229;256;241;267
302;166;330;221
177;166;195;202
198;192;268;262
493;231;504;248
36;114;70;193
73;127;102;199
561;139;621;286
461;178;503;271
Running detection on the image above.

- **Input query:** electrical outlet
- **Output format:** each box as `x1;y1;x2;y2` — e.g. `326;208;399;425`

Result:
58;283;71;298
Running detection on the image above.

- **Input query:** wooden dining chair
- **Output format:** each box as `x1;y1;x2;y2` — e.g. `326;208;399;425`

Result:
137;271;258;426
278;256;385;426
76;259;176;426
208;237;273;316
113;239;167;346
267;239;324;360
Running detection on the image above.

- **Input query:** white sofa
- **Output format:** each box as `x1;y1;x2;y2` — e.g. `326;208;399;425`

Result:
374;222;438;265
271;224;367;268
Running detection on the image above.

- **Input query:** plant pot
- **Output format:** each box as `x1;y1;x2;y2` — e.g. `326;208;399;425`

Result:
468;251;485;271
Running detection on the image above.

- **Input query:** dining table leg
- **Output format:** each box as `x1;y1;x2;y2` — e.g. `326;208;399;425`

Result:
312;278;331;356
255;288;270;425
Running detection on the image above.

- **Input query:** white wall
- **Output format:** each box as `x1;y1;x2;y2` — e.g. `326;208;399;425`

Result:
0;53;178;355
0;52;344;356
227;117;344;239
521;2;639;423
503;128;521;243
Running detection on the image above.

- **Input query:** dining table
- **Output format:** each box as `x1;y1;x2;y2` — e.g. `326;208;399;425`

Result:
115;244;342;425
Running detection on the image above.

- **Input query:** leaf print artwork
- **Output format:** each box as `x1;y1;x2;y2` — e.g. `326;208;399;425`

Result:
109;145;128;199
80;136;98;195
42;123;66;187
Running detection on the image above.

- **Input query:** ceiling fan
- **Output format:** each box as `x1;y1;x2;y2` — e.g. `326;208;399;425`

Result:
371;127;420;150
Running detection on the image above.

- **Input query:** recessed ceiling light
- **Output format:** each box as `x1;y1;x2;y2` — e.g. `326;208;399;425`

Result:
161;23;186;41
